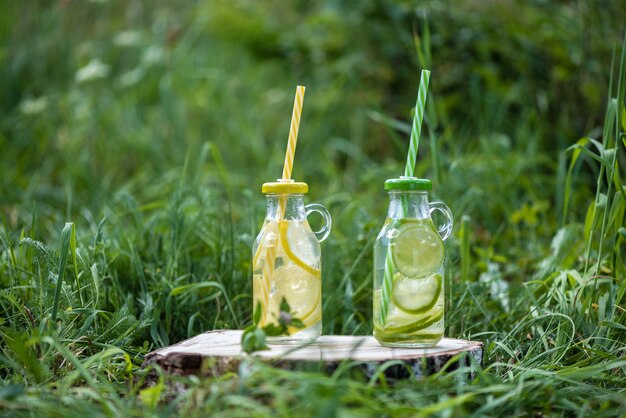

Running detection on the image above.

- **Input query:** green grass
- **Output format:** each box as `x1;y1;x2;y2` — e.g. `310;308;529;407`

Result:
1;0;625;416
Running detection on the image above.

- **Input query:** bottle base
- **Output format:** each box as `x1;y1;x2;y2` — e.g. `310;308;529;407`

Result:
267;321;322;344
374;332;443;348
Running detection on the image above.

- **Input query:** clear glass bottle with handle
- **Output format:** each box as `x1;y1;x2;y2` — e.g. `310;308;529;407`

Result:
252;179;331;343
373;176;452;348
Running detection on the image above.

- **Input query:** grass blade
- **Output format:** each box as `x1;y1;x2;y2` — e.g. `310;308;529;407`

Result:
51;222;74;323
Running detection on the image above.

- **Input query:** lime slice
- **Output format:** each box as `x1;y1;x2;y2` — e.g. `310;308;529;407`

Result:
267;264;321;325
392;273;442;314
383;307;444;334
391;220;444;278
279;221;321;276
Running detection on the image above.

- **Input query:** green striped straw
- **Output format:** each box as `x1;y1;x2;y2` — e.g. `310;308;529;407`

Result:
379;69;431;325
405;70;430;177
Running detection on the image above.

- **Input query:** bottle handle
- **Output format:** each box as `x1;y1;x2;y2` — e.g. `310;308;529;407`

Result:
305;203;332;243
428;201;453;241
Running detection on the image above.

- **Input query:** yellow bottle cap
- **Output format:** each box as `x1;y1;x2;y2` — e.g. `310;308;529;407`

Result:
262;179;308;194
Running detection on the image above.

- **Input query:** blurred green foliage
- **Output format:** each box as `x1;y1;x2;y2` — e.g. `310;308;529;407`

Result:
0;0;625;416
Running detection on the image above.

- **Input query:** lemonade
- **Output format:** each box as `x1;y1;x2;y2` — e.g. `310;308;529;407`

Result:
373;178;452;348
252;182;330;343
371;70;448;348
250;86;331;343
373;219;445;346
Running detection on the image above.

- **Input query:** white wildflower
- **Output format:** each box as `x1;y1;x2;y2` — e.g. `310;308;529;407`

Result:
75;59;110;83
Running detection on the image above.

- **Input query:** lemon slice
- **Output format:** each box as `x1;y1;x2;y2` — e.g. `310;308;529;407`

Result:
252;275;267;327
287;292;321;334
279;221;321;276
252;222;268;268
266;264;321;325
392;273;442;314
391;220;444;279
253;237;264;269
301;292;321;326
253;221;279;268
253;224;280;327
383;307;444;334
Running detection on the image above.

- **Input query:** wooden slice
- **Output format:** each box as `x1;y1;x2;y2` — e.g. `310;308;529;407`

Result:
142;330;483;380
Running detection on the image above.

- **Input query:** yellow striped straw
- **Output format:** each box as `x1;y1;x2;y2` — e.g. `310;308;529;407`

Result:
261;228;277;325
260;85;305;327
282;85;306;180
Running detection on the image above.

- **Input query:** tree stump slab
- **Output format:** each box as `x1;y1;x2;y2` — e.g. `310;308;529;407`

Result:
143;330;483;380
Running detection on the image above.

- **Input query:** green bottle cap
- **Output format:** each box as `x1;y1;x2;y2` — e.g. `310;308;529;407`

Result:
384;176;432;191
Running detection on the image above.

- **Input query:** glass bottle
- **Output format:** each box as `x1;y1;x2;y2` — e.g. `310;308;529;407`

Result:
252;180;331;343
373;176;452;348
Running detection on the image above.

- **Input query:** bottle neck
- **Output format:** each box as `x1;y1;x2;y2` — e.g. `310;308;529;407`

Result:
387;191;430;219
265;194;306;221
